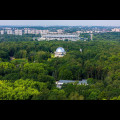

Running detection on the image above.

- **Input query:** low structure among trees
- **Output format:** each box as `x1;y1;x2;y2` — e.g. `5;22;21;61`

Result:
56;79;88;88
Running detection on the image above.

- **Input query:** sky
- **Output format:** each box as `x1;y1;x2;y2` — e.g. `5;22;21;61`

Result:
0;20;120;26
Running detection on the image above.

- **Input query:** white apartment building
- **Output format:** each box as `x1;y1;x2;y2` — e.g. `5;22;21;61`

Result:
6;30;13;35
14;29;23;35
35;30;41;34
24;29;28;34
4;28;12;30
57;29;64;34
111;28;120;32
76;31;82;34
0;30;4;34
40;30;49;34
27;29;32;34
30;29;36;34
24;29;41;35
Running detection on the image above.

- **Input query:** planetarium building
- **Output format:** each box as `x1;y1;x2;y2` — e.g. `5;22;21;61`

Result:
55;47;66;57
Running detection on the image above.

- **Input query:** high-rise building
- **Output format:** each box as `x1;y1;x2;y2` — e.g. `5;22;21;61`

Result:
111;28;120;32
0;30;4;34
14;29;23;35
6;30;13;35
57;29;64;34
90;34;93;40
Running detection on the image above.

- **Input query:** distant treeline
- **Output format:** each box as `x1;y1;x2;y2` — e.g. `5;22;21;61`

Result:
93;32;120;41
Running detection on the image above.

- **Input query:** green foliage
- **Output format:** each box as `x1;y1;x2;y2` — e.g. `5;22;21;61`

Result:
87;78;96;84
88;91;99;100
1;33;120;100
15;50;27;58
11;59;28;65
80;33;90;40
68;92;84;100
0;62;15;75
93;32;120;41
0;50;9;61
23;63;47;74
35;51;51;63
0;79;48;100
47;89;66;100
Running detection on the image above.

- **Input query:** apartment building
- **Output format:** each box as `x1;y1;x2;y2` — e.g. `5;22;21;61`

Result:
6;30;13;35
14;29;23;35
0;30;4;34
111;28;120;32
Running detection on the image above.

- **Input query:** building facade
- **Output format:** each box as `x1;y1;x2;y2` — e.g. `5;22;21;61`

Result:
41;34;80;41
111;28;120;32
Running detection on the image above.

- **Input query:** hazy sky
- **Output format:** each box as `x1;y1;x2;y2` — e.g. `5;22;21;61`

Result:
0;20;120;26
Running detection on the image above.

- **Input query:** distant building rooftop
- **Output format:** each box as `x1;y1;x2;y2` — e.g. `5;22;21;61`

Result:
56;79;88;88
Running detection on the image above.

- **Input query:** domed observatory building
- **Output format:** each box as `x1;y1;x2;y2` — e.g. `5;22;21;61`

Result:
55;47;66;57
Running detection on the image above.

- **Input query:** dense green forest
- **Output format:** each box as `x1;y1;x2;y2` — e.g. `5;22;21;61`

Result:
1;33;120;100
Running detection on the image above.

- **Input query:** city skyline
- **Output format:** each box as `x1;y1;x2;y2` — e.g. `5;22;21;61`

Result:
0;20;120;26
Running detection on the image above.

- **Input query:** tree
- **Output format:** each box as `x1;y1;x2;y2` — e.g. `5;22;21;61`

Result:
0;50;9;61
15;50;27;58
32;89;50;100
35;51;51;63
23;63;48;75
2;73;20;81
47;89;66;100
62;83;76;97
68;92;84;100
97;91;108;100
58;69;73;80
88;91;99;100
0;79;48;100
37;74;55;89
0;62;15;75
87;78;96;84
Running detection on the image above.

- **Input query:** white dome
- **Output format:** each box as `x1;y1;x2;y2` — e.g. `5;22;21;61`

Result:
56;47;65;53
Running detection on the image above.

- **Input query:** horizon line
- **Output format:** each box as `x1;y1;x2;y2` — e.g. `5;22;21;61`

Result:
0;25;120;27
